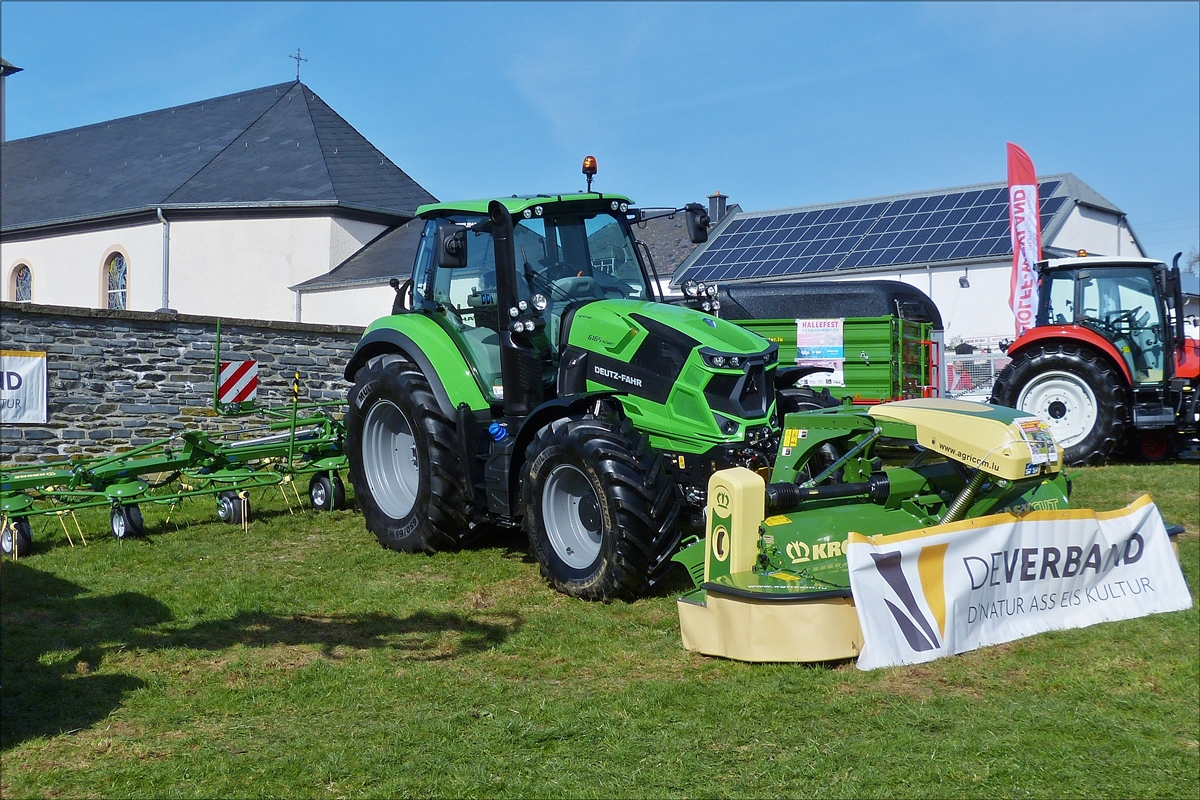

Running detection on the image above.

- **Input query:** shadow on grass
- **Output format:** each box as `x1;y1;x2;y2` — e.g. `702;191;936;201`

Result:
0;561;169;750
158;609;521;661
2;560;521;750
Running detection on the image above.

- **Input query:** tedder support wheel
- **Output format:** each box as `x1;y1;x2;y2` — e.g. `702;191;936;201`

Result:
1;519;33;557
309;473;346;512
346;358;473;554
990;342;1126;466
217;491;249;525
110;505;145;539
522;416;682;601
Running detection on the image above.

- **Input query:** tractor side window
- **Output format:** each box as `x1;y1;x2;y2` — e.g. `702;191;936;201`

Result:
1042;272;1075;325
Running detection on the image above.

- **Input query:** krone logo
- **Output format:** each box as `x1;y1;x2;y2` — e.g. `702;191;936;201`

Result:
711;525;730;562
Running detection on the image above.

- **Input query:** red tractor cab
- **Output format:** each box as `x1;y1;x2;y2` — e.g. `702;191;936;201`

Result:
990;254;1199;464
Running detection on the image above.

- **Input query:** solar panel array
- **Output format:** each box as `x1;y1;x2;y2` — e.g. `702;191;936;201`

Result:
677;181;1065;284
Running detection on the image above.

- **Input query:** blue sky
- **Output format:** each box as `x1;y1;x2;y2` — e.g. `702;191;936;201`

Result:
3;1;1198;261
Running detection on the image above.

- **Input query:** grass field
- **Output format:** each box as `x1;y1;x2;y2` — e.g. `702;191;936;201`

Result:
2;463;1197;798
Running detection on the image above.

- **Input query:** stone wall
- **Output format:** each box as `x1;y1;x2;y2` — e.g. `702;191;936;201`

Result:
1;302;364;462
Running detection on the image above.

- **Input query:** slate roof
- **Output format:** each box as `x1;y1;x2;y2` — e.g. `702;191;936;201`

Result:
1;81;436;233
631;205;742;275
292;217;425;292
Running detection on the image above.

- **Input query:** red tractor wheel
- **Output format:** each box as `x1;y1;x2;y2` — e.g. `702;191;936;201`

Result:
990;342;1126;466
1135;430;1172;462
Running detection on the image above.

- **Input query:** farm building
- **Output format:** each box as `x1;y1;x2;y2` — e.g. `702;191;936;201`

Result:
1;78;435;324
674;176;1147;349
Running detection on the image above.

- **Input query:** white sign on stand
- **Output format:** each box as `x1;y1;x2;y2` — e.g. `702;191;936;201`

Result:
846;496;1192;670
1;350;48;424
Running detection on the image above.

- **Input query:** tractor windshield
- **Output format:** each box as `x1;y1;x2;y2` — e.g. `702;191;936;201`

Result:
514;212;650;305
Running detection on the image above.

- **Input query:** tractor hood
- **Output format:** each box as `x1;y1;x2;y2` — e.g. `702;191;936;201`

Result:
566;299;773;360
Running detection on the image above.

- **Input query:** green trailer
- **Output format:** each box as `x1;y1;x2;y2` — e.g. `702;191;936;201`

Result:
676;279;944;406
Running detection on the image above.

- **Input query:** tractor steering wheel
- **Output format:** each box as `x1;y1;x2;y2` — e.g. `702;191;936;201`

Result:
1106;306;1143;330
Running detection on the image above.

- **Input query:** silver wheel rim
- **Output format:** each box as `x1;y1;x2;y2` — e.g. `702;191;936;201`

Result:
1016;370;1098;449
311;479;328;508
112;510;127;539
1;527;11;553
217;496;233;522
362;400;419;519
542;464;603;569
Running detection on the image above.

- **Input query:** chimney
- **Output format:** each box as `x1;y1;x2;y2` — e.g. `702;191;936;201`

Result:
0;58;23;144
707;191;728;224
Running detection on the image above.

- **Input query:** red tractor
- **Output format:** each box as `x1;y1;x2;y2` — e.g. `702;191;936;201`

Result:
991;253;1199;464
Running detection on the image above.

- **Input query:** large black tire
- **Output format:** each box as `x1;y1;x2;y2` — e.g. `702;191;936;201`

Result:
777;385;841;416
346;357;472;554
522;416;682;601
990;343;1126;466
1;519;33;558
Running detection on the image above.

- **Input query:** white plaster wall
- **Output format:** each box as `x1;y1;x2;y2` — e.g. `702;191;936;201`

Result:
299;283;396;327
801;260;1018;344
1049;205;1143;257
328;218;387;270
164;216;336;321
2;222;164;309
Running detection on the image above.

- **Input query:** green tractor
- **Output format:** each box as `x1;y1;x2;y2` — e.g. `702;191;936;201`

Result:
342;190;819;600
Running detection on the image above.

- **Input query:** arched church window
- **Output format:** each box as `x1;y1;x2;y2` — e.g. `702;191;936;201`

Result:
106;253;127;310
13;264;32;302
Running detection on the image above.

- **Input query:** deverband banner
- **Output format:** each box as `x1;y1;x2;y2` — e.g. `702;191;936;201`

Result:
846;495;1192;670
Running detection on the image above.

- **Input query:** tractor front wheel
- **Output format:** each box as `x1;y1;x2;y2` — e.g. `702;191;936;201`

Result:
990;343;1126;465
346;358;472;554
523;417;681;601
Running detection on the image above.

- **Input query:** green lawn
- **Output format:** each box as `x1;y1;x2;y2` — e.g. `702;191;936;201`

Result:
2;463;1197;798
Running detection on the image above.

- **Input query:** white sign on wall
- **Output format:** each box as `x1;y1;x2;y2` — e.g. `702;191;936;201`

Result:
0;350;49;424
846;496;1192;670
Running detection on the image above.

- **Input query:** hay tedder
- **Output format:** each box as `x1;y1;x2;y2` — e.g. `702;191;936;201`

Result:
674;398;1085;662
0;323;349;558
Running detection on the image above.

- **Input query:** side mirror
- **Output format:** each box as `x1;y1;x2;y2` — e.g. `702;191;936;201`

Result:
685;203;710;244
437;226;468;268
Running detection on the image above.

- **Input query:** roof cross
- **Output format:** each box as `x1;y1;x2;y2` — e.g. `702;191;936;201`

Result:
289;48;308;80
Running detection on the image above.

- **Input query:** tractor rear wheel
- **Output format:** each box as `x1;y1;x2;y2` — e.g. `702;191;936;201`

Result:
522;416;681;601
990;343;1126;465
346;358;472;554
1;519;33;557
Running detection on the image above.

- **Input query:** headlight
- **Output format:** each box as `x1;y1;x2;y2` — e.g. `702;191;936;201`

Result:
702;301;711;311
711;355;726;368
683;280;700;298
706;284;718;297
518;300;528;312
534;205;544;217
509;306;520;318
522;209;532;219
532;293;548;312
618;202;629;213
611;200;620;211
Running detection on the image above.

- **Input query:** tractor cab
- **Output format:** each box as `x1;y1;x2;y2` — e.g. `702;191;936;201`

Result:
1037;257;1178;385
407;196;653;406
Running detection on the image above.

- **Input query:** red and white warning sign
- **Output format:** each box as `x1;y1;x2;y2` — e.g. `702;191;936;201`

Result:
218;360;258;404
